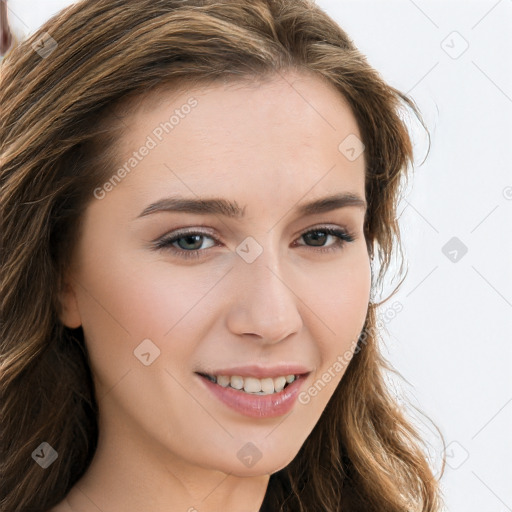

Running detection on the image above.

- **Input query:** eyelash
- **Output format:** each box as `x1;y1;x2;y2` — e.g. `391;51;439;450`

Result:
152;225;356;260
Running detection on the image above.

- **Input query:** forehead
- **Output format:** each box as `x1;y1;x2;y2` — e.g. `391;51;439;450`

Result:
104;70;366;206
116;69;361;146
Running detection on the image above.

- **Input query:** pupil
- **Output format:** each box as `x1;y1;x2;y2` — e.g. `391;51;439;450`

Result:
179;234;202;250
305;231;326;247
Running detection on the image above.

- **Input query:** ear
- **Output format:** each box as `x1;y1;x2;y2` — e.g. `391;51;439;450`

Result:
57;274;82;329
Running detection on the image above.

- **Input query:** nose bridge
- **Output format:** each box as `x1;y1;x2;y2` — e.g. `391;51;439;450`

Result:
226;237;303;343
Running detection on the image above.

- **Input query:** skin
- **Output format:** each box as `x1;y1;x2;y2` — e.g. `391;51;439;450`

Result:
53;70;371;512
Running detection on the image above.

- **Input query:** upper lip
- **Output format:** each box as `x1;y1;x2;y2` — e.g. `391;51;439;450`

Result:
197;364;312;379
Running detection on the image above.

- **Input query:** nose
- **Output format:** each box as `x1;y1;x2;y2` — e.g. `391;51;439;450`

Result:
225;249;304;344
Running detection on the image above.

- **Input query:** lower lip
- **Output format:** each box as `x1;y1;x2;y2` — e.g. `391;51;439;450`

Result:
197;374;308;419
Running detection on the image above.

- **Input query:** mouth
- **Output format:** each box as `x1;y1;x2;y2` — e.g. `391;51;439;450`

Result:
196;372;303;396
195;370;310;418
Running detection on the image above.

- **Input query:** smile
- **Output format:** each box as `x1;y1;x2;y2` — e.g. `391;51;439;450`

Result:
198;373;297;395
196;372;309;418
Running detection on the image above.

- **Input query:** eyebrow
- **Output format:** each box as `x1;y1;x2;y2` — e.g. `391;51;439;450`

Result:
136;192;367;219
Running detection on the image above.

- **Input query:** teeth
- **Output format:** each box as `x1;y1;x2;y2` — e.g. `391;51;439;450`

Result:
216;375;231;387
205;373;297;395
243;377;261;393
260;378;274;394
274;376;286;392
230;375;244;390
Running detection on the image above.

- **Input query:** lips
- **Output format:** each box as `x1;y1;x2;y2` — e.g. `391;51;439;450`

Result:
193;363;311;417
196;370;309;418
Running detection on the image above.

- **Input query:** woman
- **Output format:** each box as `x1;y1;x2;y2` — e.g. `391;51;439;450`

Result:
0;0;446;510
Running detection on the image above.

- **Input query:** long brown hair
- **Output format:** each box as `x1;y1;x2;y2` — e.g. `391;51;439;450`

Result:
0;1;446;510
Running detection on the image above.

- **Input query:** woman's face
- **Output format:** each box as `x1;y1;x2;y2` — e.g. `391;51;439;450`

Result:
60;71;371;478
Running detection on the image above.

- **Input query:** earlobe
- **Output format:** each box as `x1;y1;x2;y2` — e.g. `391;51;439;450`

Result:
57;277;82;329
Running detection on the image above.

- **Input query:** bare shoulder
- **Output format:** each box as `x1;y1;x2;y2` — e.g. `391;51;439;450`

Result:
47;499;74;512
46;488;94;512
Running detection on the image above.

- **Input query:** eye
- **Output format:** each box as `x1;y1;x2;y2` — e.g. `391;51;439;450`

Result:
152;225;356;260
294;227;355;253
153;230;218;259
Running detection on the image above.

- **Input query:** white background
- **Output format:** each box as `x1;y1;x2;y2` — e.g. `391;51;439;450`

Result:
6;0;512;510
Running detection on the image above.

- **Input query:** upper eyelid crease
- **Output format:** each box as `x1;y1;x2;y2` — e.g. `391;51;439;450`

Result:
136;192;367;220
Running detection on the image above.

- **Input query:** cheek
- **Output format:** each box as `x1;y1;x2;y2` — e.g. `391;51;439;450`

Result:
326;266;371;343
306;246;371;345
297;248;371;404
73;247;228;390
76;239;218;333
